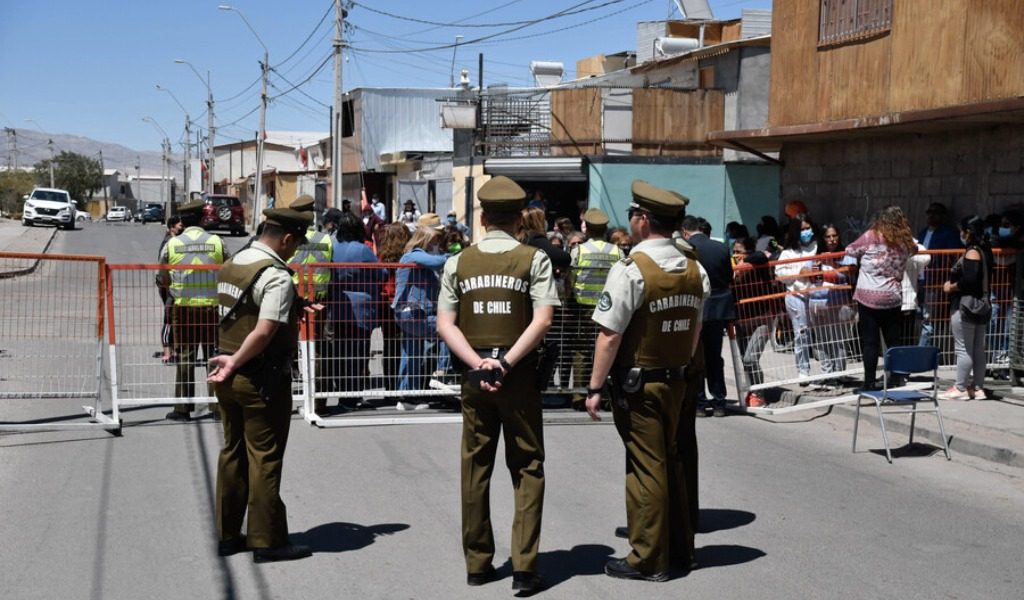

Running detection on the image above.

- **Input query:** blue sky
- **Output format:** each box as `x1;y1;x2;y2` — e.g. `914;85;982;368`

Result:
0;0;771;153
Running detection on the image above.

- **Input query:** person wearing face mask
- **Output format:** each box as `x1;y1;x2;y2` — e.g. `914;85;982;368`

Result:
846;206;917;391
446;209;472;240
207;206;317;563
775;214;822;384
916;202;962;347
399;199;421;232
987;210;1023;372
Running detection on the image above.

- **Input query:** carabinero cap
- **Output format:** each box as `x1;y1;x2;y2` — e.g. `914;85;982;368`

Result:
263;207;312;244
630;180;688;217
478;176;526;212
583;207;610;226
291;194;315;213
178;199;205;216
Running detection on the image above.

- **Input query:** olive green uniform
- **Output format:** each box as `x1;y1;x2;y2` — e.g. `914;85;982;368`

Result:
593;238;710;574
439;229;560;574
214;241;300;549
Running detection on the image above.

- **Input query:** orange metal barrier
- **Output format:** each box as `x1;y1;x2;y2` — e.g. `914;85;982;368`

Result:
0;252;117;432
730;248;1017;408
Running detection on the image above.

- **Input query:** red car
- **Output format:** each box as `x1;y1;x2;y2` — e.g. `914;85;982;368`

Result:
200;194;246;236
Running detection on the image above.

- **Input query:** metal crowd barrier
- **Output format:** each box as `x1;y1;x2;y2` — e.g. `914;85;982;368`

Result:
0;252;117;433
729;248;1017;414
105;264;308;424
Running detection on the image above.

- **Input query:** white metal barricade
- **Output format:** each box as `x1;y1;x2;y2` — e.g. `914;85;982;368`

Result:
0;252;117;433
300;262;461;428
105;263;307;424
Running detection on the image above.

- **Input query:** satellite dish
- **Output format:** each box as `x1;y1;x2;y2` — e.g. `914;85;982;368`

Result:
675;0;713;20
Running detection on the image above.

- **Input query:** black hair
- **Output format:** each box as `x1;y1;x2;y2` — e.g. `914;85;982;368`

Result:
335;211;366;242
820;222;845;252
735;236;757;253
697;217;711;236
482;209;520;228
680;215;701;233
783;213;817;250
166;215;181;228
960;215;988;246
757;215;780;239
180;211;200;227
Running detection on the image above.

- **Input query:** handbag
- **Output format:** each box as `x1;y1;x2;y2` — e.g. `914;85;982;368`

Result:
957;251;992;324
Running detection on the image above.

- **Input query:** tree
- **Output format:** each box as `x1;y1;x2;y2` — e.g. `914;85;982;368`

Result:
0;170;35;217
34;151;102;201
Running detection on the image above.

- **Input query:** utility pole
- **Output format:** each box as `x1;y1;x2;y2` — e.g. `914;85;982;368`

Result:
3;128;16;170
98;150;108;214
254;51;268;229
47;138;55;187
207;73;215;196
331;0;347;212
135;156;141;207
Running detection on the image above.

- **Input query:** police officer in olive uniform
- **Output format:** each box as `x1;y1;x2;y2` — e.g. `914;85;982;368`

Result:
207;206;313;563
159;200;228;420
437;176;560;595
288;196;334;415
586;180;710;581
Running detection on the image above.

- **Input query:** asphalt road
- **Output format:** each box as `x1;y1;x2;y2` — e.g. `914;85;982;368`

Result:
1;223;1022;600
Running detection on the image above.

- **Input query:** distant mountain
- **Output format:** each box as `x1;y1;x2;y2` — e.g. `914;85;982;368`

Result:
0;129;172;177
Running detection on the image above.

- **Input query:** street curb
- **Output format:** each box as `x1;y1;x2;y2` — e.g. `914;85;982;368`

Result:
782;388;1024;468
0;226;59;279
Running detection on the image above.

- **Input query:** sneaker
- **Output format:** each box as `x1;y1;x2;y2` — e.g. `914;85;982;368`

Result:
414;403;430;411
798;373;811;387
968;387;988;400
745;392;766;407
396;401;409;411
941;386;970;400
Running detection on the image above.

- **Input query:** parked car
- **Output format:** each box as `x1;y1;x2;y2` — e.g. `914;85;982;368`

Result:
22;187;76;230
141;203;165;223
200;194;246;236
75;210;92;222
106;206;129;222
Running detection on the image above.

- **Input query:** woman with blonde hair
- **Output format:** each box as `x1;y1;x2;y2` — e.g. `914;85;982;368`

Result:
393;225;450;406
845;206;917;390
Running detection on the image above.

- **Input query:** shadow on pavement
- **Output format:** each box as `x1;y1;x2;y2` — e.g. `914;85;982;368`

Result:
294;522;410;554
697;508;757;534
869;442;946;460
695;544;766;569
498;543;614;592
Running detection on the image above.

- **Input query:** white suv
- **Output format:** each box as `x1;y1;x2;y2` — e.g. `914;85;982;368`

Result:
22;187;77;230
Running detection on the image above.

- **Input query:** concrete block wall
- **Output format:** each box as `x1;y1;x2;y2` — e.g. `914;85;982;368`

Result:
780;124;1024;233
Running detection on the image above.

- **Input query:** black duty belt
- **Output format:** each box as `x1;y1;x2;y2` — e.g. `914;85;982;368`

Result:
474;347;508;360
636;366;687;383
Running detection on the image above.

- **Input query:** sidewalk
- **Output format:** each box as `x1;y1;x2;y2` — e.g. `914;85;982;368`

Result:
760;375;1024;468
0;217;58;276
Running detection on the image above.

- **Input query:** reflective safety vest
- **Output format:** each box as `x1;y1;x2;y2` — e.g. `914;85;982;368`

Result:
572;239;622;306
291;228;333;299
166;227;224;306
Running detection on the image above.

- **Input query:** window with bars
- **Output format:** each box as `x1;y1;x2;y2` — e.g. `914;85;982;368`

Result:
819;0;892;46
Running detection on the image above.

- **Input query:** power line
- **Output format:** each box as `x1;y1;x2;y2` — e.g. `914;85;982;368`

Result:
351;0;624;29
270;66;331;108
347;0;625;53
268;53;333;101
272;0;335;69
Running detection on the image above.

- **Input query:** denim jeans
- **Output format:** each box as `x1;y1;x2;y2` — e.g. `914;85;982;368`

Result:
396;308;450;391
785;294;811;376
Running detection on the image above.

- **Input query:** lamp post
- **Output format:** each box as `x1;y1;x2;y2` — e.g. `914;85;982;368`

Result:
24;119;54;187
219;4;269;230
143;116;171;217
156;84;191;209
175;59;215;197
449;35;464;88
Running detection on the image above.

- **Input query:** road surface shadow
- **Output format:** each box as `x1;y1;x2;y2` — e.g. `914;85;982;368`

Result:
870;442;946;460
695;544;766;569
697;508;757;534
293;522;410;554
494;543;615;593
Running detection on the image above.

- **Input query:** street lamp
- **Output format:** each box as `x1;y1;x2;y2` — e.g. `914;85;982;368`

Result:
24;118;54;187
156;84;191;208
219;4;269;230
175;58;216;197
449;35;464;88
143;116;171;216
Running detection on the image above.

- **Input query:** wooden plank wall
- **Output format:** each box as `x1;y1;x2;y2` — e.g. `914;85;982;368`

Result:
769;0;1024;127
631;89;724;157
550;88;602;156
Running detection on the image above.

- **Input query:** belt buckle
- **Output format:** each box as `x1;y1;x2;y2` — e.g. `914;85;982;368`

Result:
491;348;501;359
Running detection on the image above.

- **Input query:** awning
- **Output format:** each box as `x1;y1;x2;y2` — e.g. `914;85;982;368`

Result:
708;97;1024;154
483;157;587;181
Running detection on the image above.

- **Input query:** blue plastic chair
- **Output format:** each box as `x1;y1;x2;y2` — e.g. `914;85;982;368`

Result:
852;346;951;463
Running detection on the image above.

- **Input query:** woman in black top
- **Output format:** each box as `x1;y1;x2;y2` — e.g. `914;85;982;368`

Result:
517;207;571;273
942;215;993;400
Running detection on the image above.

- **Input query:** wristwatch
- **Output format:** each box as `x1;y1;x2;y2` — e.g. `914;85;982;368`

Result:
586;387;603;396
499;357;512;372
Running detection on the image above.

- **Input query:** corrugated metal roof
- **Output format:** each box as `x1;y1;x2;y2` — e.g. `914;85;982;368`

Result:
356;88;454;172
741;9;772;38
